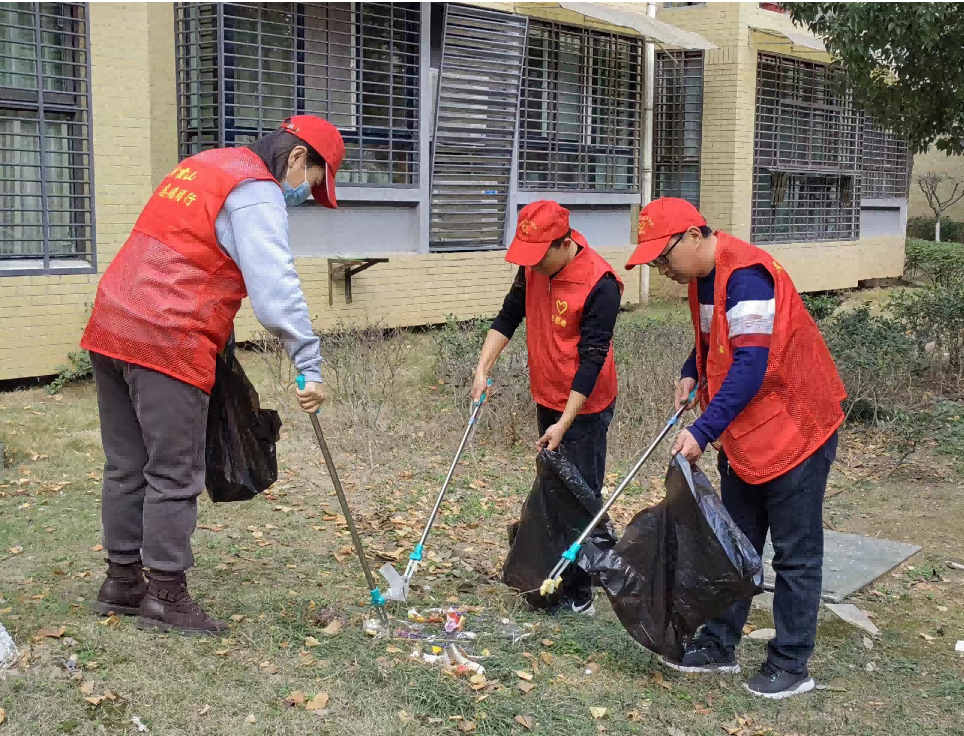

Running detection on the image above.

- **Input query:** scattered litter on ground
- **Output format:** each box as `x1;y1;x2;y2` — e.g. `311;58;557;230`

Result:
825;603;880;636
955;640;964;655
747;628;776;641
410;644;486;677
391;607;487;643
0;622;19;669
363;618;390;639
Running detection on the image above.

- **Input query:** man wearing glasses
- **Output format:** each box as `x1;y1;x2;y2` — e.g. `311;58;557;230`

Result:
625;197;846;700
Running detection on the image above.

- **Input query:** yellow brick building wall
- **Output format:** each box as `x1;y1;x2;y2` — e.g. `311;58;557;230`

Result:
232;247;642;341
0;2;906;381
0;3;163;382
0;3;640;382
649;2;906;301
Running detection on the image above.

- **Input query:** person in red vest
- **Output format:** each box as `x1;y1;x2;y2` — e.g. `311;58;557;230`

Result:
473;200;623;615
626;197;846;698
80;116;342;635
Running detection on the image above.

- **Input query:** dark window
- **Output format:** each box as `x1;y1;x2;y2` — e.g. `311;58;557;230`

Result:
0;1;94;273
176;2;420;186
519;20;641;191
654;49;703;206
752;53;860;243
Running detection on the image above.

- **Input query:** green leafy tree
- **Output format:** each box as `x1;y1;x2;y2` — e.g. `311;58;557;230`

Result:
783;3;964;154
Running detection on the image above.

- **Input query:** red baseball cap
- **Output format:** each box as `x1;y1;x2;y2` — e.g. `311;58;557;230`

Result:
626;197;707;269
280;116;345;209
507;200;577;266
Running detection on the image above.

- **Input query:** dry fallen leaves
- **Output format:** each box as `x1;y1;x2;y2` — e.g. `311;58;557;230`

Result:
230;615;245;623
0;708;5;726
653;671;672;690
540;652;554;666
398;710;415;724
286;691;306;707
80;682;95;696
517;682;536;694
515;715;534;730
245;714;257;724
306;692;329;711
90;544;103;552
541;639;554;647
459;721;477;733
304;636;321;648
36;626;67;640
516;670;534;681
322;620;342;636
198;705;210;716
589;707;607;719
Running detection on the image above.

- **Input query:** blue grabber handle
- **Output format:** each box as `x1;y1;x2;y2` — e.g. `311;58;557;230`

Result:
670;387;698;427
562;541;581;563
409;543;424;563
469;378;493;426
295;374;317;412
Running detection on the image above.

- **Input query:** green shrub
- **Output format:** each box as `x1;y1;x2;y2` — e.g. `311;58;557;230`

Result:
906;216;964;244
47;350;93;395
802;291;845;321
890;282;964;376
822;307;916;421
904;238;964;286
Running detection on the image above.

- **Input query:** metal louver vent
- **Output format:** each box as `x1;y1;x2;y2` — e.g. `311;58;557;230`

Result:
429;4;528;251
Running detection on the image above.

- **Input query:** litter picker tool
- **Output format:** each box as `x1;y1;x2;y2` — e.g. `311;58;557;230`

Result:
296;374;389;626
539;387;698;597
380;379;491;602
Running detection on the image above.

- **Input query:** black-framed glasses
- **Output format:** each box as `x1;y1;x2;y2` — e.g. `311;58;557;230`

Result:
648;232;686;269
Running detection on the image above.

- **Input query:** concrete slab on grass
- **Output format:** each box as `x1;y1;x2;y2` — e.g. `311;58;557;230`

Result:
762;530;921;603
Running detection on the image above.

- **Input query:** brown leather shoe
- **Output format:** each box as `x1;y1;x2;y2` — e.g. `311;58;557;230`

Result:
135;571;228;636
93;559;148;616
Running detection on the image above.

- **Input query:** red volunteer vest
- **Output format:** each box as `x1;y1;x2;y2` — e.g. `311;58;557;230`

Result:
81;148;278;393
688;233;846;484
525;235;623;414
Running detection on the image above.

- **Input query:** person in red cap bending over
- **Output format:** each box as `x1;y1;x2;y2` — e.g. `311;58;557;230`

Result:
473;200;623;615
625;197;845;698
80;116;344;635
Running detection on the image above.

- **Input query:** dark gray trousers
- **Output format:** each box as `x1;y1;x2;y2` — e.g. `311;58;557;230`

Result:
90;351;208;571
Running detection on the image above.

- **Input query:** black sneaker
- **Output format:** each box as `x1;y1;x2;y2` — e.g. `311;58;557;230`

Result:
661;641;740;674
744;661;815;699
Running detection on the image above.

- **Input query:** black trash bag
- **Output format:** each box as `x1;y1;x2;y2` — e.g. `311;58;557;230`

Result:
205;340;283;503
585;455;763;661
502;449;617;611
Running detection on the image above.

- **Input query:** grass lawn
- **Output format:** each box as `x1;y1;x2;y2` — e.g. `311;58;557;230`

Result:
1;311;962;736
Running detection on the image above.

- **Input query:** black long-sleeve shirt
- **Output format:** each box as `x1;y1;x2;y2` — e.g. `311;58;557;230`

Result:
491;264;621;397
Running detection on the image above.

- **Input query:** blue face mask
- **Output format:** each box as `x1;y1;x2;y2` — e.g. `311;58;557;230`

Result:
282;166;310;208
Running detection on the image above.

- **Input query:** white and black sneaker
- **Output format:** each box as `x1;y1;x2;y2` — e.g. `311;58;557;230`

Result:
744;661;815;699
661;641;740;674
568;594;596;617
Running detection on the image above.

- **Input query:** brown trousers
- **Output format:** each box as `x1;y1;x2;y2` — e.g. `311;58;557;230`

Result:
90;351;208;571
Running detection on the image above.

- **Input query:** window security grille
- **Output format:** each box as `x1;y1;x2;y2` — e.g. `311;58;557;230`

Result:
0;1;93;271
519;20;642;191
176;2;420;186
752;53;860;243
861;117;908;199
654;49;703;206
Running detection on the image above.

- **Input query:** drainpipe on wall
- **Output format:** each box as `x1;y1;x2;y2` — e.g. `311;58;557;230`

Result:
639;0;656;305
